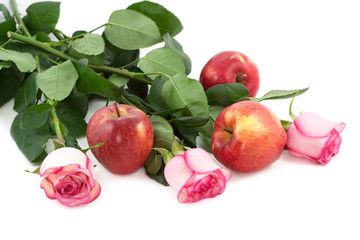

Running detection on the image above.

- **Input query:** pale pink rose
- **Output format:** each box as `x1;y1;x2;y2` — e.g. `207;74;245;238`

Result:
39;147;101;207
164;148;231;203
286;112;346;165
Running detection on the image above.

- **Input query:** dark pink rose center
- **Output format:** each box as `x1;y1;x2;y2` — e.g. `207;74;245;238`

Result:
186;173;226;202
57;175;84;196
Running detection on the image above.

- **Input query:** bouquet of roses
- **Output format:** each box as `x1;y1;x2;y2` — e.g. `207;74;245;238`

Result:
0;0;345;206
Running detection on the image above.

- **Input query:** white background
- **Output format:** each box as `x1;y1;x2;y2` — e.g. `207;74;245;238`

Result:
1;0;359;239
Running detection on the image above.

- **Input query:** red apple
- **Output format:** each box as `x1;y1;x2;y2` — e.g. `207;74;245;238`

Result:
211;101;286;172
200;51;260;97
86;104;153;174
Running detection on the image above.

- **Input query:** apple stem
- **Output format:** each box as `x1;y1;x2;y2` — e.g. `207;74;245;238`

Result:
114;103;121;117
222;127;233;135
235;73;247;83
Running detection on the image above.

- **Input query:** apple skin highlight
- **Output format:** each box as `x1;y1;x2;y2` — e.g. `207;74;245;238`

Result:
87;104;153;174
211;101;287;173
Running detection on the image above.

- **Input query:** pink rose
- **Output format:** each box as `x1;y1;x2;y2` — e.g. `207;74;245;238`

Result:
164;148;231;203
286;112;346;165
39;147;101;207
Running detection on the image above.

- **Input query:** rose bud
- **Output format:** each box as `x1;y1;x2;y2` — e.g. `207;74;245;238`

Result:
39;147;101;207
286;112;346;165
164;148;231;203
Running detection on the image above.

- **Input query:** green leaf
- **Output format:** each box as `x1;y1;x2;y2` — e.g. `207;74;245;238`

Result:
64;135;81;150
0;17;16;43
25;1;60;34
21;103;52;129
108;74;129;88
209;105;225;123
174;125;197;148
148;76;169;111
171;138;186;156
71;33;105;56
25;166;41;174
56;101;87;137
139;47;185;79
281;119;293;132
36;60;79;101
0;66;23;108
126;66;149;99
0;4;11;20
127;1;183;37
69;49;105;66
0;61;11;70
35;31;51;43
145;162;168;186
162;72;209;119
61;86;88;118
150;115;174;150
105;9;162;50
206;83;249;107
13;72;37;113
250;87;309;102
162;72;210;148
144;150;163;175
153;148;174;164
122;91;150;113
74;59;122;101
103;32;140;68
5;41;48;56
0;48;36;72
174;116;209;128
163;33;191;75
10;113;52;162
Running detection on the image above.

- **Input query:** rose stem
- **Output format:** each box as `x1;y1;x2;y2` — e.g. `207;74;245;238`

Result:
10;0;31;37
47;99;65;145
7;31;153;85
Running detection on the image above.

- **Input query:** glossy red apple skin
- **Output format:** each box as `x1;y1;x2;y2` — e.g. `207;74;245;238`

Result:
200;51;260;97
211;101;286;172
86;104;153;174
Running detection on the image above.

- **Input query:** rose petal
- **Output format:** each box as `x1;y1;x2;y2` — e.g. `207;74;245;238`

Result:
40;178;56;199
40;148;88;176
41;164;81;178
318;130;342;165
180;170;227;203
88;180;101;203
287;124;328;159
184;148;221;173
294;112;346;137
164;154;194;195
184;148;232;181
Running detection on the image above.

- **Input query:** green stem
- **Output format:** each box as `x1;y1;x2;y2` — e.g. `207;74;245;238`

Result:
88;23;108;33
0;38;12;48
49;23;107;47
8;31;77;61
89;64;153;84
119;95;135;107
47;99;65;145
35;55;41;72
52;30;66;41
289;90;300;120
10;0;31;37
7;31;153;84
